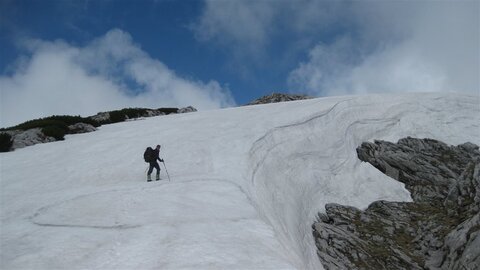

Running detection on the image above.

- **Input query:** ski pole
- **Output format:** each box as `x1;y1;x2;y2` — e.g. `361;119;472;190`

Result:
162;161;171;181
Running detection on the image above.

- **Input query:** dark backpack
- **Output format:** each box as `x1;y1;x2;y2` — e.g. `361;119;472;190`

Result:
144;147;154;163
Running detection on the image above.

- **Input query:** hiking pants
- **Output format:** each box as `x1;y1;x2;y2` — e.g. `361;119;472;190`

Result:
148;161;160;175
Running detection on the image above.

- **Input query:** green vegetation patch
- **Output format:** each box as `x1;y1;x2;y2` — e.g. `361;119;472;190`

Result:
41;126;68;141
0;133;13;152
99;107;179;124
1;115;100;131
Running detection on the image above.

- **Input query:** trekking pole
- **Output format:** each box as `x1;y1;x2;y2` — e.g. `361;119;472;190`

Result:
162;161;171;181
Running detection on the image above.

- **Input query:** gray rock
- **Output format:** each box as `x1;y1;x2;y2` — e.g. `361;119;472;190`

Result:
246;93;312;105
5;123;97;151
68;123;97;134
145;109;166;117
7;128;56;150
89;112;110;123
314;138;480;269
427;212;480;269
178;106;198;114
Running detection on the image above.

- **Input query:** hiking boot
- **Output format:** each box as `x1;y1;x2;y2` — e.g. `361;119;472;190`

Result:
156;174;160;181
147;174;152;182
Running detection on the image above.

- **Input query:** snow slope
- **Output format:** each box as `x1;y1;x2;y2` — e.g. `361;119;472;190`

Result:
1;93;479;269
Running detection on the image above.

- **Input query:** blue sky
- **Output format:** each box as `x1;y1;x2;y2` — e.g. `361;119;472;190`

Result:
1;0;479;127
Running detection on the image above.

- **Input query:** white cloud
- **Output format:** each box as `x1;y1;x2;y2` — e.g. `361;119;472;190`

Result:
193;0;341;50
288;37;448;95
191;0;342;71
288;1;480;96
0;29;235;127
193;0;479;96
193;1;275;53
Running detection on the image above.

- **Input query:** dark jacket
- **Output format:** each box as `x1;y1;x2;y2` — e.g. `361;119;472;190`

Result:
152;149;163;163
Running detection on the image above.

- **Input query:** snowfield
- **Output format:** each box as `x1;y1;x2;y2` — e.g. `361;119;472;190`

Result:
1;93;479;269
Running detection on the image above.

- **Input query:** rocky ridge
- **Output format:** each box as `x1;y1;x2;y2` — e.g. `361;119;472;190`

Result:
313;137;480;269
90;106;197;124
246;93;312;105
2;106;197;151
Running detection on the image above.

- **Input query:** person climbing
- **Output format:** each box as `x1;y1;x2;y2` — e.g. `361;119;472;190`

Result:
144;144;164;182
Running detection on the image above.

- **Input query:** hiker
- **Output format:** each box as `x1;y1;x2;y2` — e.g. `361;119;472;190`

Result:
145;145;164;181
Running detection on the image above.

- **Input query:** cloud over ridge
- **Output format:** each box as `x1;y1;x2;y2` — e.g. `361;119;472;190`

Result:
194;0;479;96
0;29;235;127
289;1;479;96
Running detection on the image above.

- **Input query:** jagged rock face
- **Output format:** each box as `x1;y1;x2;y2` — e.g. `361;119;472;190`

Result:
246;93;312;105
313;138;480;269
356;138;479;205
314;202;425;269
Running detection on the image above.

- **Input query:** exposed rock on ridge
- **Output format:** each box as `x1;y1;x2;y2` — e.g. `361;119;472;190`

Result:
246;93;312;105
5;129;57;150
2;106;198;151
313;137;480;269
89;106;197;124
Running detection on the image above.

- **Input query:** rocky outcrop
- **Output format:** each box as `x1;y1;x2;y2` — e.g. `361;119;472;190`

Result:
313;137;480;269
3;106;198;152
178;106;197;114
89;112;111;123
68;123;97;134
6;129;57;150
4;123;97;151
89;106;197;124
246;93;312;105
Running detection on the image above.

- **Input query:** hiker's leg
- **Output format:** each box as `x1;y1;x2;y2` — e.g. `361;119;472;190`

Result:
154;162;160;180
147;162;155;175
147;163;153;181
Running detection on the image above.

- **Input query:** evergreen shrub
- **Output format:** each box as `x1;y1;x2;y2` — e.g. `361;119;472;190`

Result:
109;108;151;123
1;115;99;131
0;133;13;152
41;126;67;140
